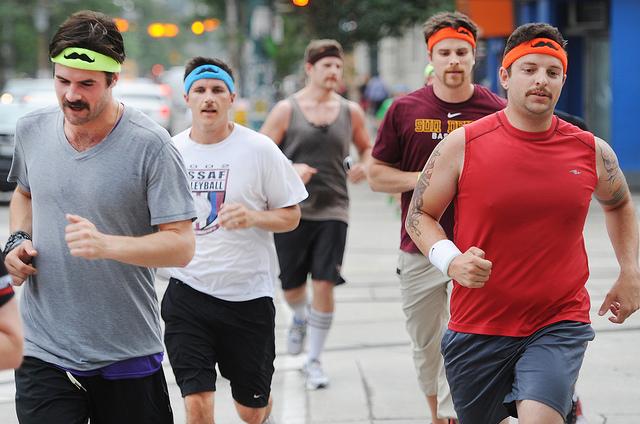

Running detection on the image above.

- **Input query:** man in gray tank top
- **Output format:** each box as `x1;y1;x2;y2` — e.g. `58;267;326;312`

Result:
4;11;195;424
261;39;370;390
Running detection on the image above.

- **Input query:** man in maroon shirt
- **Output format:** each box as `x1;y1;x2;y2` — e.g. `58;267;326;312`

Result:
367;11;504;424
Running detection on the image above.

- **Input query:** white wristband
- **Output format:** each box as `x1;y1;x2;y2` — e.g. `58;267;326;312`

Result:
428;239;462;278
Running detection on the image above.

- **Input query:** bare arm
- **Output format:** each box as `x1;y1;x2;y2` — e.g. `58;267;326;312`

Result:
219;203;301;233
260;100;291;145
9;186;32;234
65;216;195;268
405;128;492;287
368;157;420;193
347;102;371;183
405;129;462;247
0;297;23;369
593;137;640;324
5;187;38;285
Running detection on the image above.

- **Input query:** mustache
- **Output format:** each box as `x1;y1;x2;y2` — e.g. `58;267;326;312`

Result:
526;88;551;97
63;99;89;110
64;52;95;63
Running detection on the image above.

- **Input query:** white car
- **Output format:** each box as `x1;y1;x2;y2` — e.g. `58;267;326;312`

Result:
114;79;172;131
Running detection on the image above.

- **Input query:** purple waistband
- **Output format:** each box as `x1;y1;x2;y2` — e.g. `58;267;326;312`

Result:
59;352;164;380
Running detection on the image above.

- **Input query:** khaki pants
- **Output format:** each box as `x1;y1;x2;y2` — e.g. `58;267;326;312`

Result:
397;250;457;419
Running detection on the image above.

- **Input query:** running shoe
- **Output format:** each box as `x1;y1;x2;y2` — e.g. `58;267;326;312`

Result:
566;396;588;424
287;317;306;355
303;359;329;390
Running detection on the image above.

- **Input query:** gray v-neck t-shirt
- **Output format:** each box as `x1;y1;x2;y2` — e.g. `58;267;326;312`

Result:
9;105;195;370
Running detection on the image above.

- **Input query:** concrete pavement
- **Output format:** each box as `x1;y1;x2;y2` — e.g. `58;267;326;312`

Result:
0;183;638;423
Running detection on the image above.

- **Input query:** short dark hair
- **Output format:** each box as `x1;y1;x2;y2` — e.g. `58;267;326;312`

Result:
49;11;125;63
49;11;124;85
422;11;479;45
183;57;235;81
304;39;343;65
503;23;567;60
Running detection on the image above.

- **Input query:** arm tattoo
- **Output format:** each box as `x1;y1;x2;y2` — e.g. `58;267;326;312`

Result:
602;148;620;185
406;148;441;237
596;146;628;207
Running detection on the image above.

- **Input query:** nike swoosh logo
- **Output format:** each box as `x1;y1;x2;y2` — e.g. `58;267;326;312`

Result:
253;394;263;399
447;112;462;118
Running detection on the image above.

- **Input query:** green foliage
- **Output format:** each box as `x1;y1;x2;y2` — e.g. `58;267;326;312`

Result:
266;0;453;77
286;0;454;48
0;0;120;82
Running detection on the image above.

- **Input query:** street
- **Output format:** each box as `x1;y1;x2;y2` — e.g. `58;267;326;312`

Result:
0;183;638;423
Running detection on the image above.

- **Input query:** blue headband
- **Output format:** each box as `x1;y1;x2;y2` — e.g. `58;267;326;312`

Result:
184;64;235;94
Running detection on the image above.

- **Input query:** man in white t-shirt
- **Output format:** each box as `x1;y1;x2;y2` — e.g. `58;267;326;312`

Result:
162;56;308;424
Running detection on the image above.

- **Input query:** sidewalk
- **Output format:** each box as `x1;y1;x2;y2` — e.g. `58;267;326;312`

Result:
0;184;638;423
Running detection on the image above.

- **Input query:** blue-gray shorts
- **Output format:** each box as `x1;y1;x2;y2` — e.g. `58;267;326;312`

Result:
441;320;595;424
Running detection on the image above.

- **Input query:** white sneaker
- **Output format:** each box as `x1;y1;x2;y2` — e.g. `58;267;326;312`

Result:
303;360;329;390
287;318;306;355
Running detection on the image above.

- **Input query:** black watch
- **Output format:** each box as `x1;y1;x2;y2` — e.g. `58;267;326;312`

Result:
3;231;32;256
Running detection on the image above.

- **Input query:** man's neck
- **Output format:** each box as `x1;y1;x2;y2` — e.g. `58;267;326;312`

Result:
64;101;119;151
432;82;475;104
299;84;334;103
190;119;234;145
503;105;554;133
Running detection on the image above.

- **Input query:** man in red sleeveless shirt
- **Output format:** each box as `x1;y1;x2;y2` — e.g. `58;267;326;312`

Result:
368;12;504;424
406;22;640;424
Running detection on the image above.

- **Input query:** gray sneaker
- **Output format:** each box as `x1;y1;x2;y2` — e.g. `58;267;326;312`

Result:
303;360;329;390
287;317;306;355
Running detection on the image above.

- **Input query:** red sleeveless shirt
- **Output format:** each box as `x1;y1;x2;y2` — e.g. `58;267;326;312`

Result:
451;110;597;336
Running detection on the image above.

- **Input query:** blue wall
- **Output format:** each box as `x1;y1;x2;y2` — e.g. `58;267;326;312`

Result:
611;0;640;172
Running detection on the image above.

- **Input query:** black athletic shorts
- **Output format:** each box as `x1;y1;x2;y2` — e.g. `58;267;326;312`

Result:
441;320;595;423
274;219;348;289
161;278;275;408
15;356;173;424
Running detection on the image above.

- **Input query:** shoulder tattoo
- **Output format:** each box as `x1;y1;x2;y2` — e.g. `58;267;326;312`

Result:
596;145;627;206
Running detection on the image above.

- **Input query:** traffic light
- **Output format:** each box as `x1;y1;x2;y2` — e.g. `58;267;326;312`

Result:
113;18;129;33
203;19;220;32
192;19;220;35
147;23;179;38
191;21;205;35
292;0;310;6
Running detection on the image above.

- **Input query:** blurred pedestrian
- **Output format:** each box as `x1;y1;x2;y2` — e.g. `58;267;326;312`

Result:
0;258;22;370
261;39;371;390
4;10;196;424
162;56;307;424
367;11;505;424
364;74;389;116
406;22;640;424
424;63;435;85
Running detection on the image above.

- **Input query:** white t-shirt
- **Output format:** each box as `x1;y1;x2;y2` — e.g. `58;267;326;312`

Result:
168;124;308;301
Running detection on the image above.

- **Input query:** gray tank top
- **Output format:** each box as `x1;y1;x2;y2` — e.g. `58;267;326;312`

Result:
281;96;351;223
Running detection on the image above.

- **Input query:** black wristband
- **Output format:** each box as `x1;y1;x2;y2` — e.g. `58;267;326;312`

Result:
3;231;32;256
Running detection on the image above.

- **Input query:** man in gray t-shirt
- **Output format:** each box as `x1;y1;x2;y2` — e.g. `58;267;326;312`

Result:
4;11;195;424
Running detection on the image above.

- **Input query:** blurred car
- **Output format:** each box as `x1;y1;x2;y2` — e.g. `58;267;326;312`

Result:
114;79;172;131
1;78;57;106
0;103;46;192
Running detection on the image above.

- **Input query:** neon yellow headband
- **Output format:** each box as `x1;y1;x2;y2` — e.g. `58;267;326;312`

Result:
51;47;121;72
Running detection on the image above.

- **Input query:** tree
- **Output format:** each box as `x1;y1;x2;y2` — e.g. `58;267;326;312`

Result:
284;0;453;48
275;0;453;78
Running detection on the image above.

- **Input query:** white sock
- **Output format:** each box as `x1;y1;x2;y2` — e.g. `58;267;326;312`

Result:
290;299;308;323
307;308;333;362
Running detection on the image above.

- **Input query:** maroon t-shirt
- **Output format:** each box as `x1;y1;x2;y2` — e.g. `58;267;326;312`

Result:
372;84;506;253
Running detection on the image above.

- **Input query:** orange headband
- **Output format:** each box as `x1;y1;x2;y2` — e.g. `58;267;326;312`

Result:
427;26;476;51
502;37;568;73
